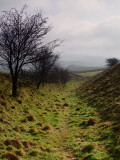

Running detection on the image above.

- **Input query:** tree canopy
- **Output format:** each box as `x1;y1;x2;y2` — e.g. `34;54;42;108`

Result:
106;58;119;67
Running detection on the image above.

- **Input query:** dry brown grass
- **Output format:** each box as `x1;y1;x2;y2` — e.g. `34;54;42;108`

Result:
4;139;22;149
87;118;97;126
22;141;31;148
6;152;21;160
27;115;35;121
21;118;28;123
42;125;53;131
14;126;21;132
15;150;26;156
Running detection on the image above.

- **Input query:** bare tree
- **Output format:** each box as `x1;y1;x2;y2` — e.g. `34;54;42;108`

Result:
48;65;70;84
0;6;51;96
32;40;61;88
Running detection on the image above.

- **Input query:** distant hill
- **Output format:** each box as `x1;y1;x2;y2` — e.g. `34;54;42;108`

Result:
67;65;105;72
60;56;106;68
59;57;106;72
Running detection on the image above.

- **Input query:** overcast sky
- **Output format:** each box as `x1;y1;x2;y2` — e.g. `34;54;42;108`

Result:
0;0;120;64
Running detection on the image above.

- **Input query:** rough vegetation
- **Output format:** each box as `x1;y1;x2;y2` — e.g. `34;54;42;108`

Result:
80;63;120;123
0;63;120;159
78;63;120;159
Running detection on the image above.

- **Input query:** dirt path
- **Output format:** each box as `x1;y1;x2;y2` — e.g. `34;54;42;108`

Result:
48;104;76;160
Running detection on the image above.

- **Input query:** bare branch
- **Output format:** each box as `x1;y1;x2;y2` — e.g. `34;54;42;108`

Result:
0;6;51;96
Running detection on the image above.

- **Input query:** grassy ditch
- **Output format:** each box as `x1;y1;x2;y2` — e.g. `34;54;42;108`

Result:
0;71;119;159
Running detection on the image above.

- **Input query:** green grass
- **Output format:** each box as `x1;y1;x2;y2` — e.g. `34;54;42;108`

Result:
0;72;119;159
74;70;103;77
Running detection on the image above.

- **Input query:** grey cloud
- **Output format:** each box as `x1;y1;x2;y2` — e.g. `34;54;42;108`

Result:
1;0;120;62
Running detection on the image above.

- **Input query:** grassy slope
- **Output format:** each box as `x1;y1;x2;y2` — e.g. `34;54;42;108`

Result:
78;64;120;159
0;72;119;160
79;64;120;122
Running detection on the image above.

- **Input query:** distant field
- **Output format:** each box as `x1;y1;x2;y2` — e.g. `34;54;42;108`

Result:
74;70;104;77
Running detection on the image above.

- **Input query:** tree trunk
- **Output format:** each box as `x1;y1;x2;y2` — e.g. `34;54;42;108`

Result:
37;81;41;89
12;78;17;97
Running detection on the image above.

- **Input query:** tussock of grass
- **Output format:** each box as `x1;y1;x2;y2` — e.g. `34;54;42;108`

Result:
39;129;46;135
29;149;39;156
5;152;21;160
15;150;26;156
63;103;69;106
20;126;28;132
81;144;94;153
87;118;97;126
27;115;35;121
42;125;53;131
29;127;38;135
21;118;28;123
22;141;31;148
4;139;22;149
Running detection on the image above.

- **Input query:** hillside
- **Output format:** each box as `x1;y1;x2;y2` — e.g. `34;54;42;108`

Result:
78;64;120;159
67;65;105;72
80;63;120;122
